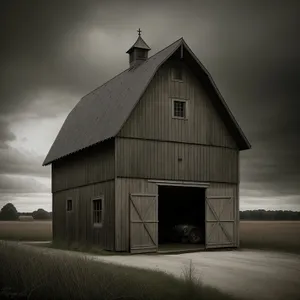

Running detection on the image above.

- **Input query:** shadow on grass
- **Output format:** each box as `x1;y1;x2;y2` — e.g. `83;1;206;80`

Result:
0;241;237;300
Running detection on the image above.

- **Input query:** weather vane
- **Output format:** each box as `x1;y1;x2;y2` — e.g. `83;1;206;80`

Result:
137;28;142;37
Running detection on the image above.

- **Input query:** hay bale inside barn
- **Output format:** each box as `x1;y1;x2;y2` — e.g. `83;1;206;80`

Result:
43;32;251;253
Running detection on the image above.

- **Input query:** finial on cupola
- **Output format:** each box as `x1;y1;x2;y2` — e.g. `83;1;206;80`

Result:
126;28;151;68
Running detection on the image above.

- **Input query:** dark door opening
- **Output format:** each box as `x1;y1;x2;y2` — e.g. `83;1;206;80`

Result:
158;185;205;248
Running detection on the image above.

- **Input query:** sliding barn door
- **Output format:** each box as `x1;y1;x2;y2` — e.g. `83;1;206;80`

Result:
205;196;235;248
130;193;158;254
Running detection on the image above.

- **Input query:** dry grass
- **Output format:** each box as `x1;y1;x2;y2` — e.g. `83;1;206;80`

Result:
0;241;236;300
240;221;300;254
0;221;52;241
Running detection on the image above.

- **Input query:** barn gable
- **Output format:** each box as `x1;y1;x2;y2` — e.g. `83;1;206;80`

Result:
43;37;250;166
118;60;237;148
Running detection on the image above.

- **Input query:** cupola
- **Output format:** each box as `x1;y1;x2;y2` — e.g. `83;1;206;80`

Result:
126;28;151;68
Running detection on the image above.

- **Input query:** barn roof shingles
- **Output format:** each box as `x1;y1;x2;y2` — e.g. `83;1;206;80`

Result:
43;38;250;166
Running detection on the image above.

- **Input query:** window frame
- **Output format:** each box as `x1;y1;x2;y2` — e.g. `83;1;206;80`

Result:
91;196;104;228
66;198;73;212
172;98;189;120
171;66;183;82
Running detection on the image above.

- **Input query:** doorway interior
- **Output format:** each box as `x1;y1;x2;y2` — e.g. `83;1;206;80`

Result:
158;185;206;252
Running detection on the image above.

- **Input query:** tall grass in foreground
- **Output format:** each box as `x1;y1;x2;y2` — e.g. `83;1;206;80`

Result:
0;241;235;300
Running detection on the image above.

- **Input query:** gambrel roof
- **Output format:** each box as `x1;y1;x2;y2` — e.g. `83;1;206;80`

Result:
43;38;251;166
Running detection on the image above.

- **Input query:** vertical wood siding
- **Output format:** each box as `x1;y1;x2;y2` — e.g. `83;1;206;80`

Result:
115;178;158;251
236;152;240;247
114;60;241;250
52;139;115;193
118;61;237;149
53;180;115;250
116;138;238;183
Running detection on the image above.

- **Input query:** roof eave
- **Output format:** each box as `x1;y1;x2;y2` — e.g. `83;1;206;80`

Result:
240;140;252;151
42;136;115;166
126;46;151;54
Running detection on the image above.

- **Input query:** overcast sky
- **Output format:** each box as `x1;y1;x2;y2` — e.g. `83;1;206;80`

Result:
0;0;299;212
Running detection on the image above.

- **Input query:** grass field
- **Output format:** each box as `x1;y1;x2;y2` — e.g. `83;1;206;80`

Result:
240;221;300;254
1;220;300;254
0;221;52;241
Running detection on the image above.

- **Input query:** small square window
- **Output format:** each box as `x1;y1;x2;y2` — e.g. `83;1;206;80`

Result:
92;198;103;226
66;199;72;211
173;100;187;118
172;67;183;81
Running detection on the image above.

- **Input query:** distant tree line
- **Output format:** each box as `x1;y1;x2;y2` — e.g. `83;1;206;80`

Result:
1;203;299;221
0;203;52;221
240;209;300;220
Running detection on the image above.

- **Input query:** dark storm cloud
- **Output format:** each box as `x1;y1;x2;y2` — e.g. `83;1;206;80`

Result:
201;1;300;204
0;147;49;177
0;0;299;209
0;117;49;179
0;174;50;193
0;120;16;149
0;0;99;115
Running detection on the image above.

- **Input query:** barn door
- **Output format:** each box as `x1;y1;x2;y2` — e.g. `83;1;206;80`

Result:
205;196;235;248
130;193;158;254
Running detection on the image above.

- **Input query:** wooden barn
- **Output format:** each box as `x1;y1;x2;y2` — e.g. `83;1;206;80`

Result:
43;32;251;253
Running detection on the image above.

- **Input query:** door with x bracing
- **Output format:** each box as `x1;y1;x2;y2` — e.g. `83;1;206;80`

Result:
205;196;235;248
129;193;158;253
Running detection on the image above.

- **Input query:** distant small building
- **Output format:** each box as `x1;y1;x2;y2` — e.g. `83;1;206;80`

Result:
19;215;34;222
43;31;251;253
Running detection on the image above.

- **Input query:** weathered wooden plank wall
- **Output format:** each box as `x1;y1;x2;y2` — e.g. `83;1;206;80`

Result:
51;139;115;250
52;139;115;193
116;138;238;183
53;180;115;250
236;152;240;247
118;62;237;149
114;59;240;250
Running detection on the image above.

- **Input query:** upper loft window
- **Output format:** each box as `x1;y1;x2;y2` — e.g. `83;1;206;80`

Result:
92;197;103;227
172;66;183;81
172;99;188;119
66;199;73;212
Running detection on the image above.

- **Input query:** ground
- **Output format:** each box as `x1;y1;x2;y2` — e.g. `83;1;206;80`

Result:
93;249;300;300
1;220;300;300
10;243;300;300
